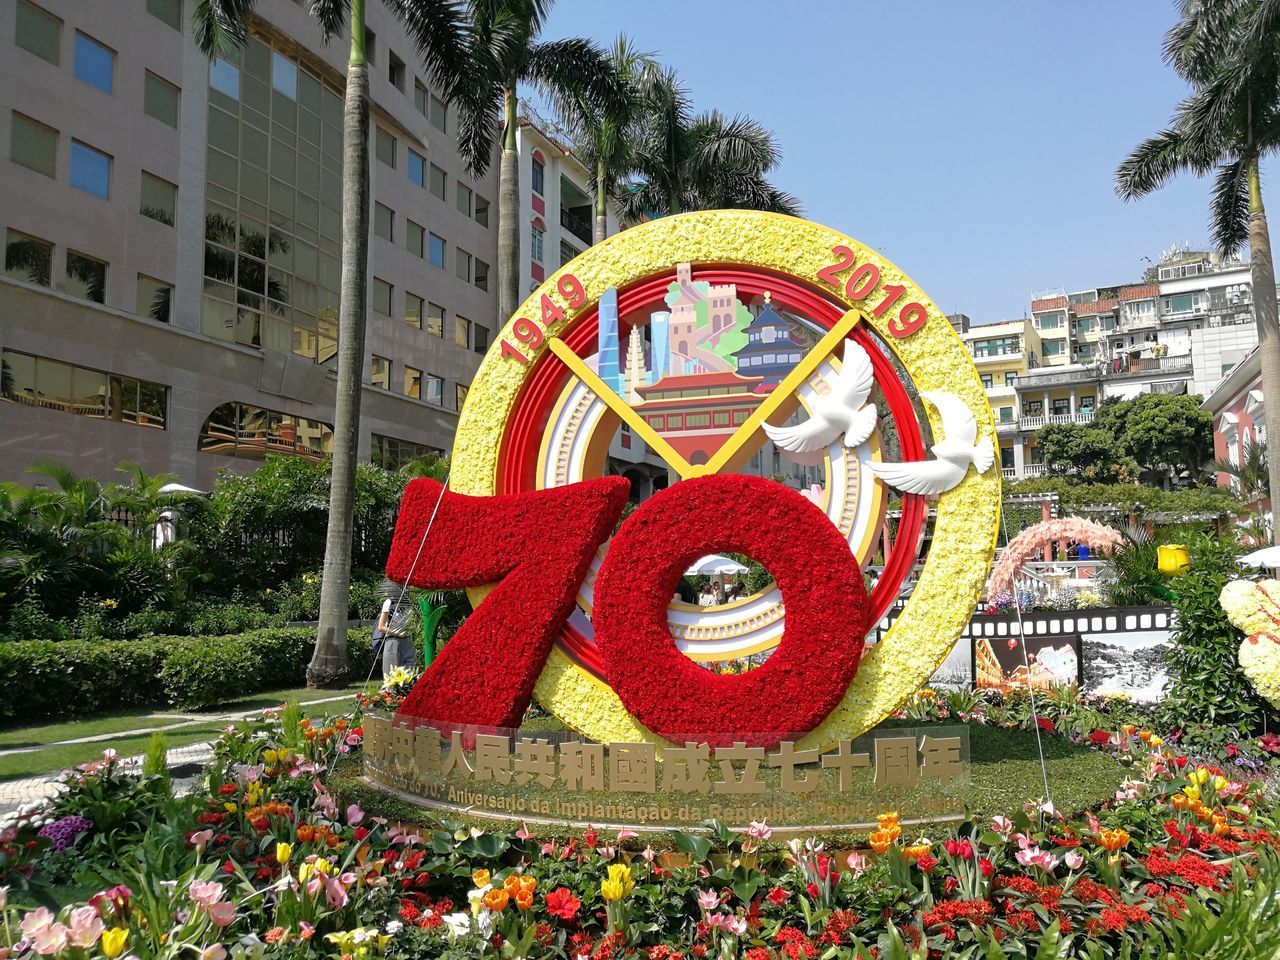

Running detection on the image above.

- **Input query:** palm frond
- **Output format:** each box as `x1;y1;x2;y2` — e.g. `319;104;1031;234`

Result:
526;38;626;123
688;111;780;172
304;0;349;44
385;0;469;86
1210;156;1252;255
1115;127;1206;200
192;0;256;57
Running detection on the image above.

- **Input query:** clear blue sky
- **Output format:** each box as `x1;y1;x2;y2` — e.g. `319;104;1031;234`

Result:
536;0;1272;324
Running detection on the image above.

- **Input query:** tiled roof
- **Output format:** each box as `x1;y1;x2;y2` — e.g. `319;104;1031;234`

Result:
1119;284;1158;301
636;371;764;395
1031;296;1068;312
1072;299;1118;316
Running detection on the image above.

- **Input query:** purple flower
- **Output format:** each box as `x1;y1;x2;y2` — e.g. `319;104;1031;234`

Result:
38;815;93;852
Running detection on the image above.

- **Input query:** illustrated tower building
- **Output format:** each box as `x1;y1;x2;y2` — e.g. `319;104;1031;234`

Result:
624;325;647;402
734;293;809;391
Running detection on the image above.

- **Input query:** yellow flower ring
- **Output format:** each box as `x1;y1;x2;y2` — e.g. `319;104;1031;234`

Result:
452;211;1000;750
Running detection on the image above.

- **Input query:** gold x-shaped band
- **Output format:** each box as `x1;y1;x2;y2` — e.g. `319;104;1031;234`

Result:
547;308;863;480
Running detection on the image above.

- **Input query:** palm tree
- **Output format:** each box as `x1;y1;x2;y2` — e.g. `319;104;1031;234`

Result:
1116;0;1280;536
555;36;656;243
193;1;467;684
620;66;801;221
450;0;625;325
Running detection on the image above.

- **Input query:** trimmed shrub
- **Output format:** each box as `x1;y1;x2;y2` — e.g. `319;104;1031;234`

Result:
0;627;374;721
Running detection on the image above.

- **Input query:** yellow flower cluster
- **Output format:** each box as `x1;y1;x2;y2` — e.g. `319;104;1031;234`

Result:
1221;579;1280;708
869;811;902;854
601;864;635;902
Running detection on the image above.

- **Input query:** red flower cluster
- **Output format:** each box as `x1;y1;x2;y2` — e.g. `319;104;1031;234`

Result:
1143;848;1232;889
1087;904;1152;935
775;927;819;959
921;898;993;929
592;476;869;746
389;477;630;729
819;910;860;945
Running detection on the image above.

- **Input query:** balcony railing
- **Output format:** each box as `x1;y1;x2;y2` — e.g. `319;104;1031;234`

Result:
1019;410;1095;431
560;208;593;245
1023;463;1048;477
1001;467;1017;480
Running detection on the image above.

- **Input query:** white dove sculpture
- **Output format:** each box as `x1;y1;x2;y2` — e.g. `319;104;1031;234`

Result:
869;391;995;495
762;342;878;464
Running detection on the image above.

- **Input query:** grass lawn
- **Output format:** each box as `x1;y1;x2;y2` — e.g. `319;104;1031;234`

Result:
0;682;368;782
0;725;229;782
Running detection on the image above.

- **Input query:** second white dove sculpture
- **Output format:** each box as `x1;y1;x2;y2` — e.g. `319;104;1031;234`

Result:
869;391;995;495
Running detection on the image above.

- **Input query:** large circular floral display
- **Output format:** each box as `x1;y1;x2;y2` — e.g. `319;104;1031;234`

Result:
388;210;1001;751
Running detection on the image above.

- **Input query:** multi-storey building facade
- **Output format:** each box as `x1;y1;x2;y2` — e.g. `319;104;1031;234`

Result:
967;249;1273;479
0;0;498;487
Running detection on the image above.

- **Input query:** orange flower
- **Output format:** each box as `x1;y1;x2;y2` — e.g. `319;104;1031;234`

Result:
483;888;509;912
1138;730;1152;743
472;869;491;888
503;874;521;893
515;891;534;911
869;830;892;855
296;824;315;843
518;875;537;896
904;843;931;864
1170;794;1188;811
1098;828;1130;852
1122;724;1136;737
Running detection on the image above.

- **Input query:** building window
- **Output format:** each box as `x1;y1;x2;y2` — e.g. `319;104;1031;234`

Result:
1005;372;1017;386
406;219;424;257
971;335;1019;358
74;32;114;93
475;195;489;227
373;201;393;242
455;249;472;283
371;354;390;389
407;149;425;187
559;240;576;267
371;433;442;470
456;183;472;217
10;112;57;177
209;57;240;99
456;383;469;410
999;406;1014;423
424;374;443;404
429;163;446;200
428;233;445;268
1025;400;1043;417
473;324;489;354
454;316;471;349
70;141;111;198
414;81;428;116
144;71;180;127
15;1;60;65
474;258;489;292
1079;395;1096;411
531;157;544;195
426;302;444;337
136;275;172;322
372;277;392;315
429;92;447;131
1075;316;1096;333
403;365;422;398
388;51;405;91
1042;340;1065;357
199;402;332;460
1036;312;1063;330
404;291;423;329
140;171;177;225
375;127;396;167
531;224;544;263
2;349;168;428
202;42;344;365
66;250;106;302
271;50;297;98
1051;398;1070;416
5;229;52;286
980;374;993;388
146;0;182;29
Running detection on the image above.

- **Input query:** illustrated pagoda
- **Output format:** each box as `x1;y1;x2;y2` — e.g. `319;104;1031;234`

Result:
733;293;809;392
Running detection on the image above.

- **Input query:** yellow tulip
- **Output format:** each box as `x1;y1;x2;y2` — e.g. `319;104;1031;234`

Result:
1149;736;1164;748
600;863;634;902
264;749;278;764
101;928;129;959
1183;784;1201;802
276;842;293;864
1213;776;1229;792
1193;768;1210;785
472;869;491;888
223;803;238;813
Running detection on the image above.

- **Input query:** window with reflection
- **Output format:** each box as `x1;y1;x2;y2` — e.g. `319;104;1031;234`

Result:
371;433;442;471
426;302;444;337
371;354;390;389
66;250;106;302
5;230;52;286
144;71;180;127
74;32;113;93
403;365;421;398
202;40;342;365
405;219;424;258
16;2;60;65
1;349;167;428
140;172;177;225
198;401;332;460
136;274;172;322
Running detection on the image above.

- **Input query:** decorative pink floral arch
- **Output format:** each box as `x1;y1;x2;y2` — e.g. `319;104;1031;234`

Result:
987;517;1124;597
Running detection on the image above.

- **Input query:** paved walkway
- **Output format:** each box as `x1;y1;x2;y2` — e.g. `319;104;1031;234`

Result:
0;692;359;817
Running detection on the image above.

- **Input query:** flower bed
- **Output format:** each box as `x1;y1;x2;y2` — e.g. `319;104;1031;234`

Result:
3;682;1280;959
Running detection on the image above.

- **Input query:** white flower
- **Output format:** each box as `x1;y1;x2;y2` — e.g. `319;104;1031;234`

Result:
442;913;471;938
385;921;403;935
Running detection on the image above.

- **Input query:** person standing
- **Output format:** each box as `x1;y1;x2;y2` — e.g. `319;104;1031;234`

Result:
375;580;415;676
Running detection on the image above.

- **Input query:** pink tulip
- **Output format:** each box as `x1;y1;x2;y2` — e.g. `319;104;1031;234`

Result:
200;946;227;960
189;880;224;907
19;907;54;938
346;804;364;827
991;816;1013;837
32;923;69;956
322;875;349;910
67;906;103;948
1064;851;1084;870
190;830;214;854
206;901;236;927
697;890;720;911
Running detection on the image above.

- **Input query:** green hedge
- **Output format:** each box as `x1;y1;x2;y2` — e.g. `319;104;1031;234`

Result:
0;628;373;722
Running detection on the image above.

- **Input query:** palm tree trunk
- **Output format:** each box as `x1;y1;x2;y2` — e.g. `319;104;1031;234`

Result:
1248;156;1280;542
498;85;520;326
310;1;369;685
594;158;607;244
